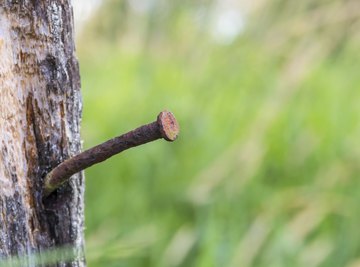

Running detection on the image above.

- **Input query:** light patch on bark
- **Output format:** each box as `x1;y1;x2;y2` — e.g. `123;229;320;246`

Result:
0;11;27;198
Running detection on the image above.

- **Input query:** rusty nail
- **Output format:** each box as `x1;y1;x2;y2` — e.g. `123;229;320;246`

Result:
43;110;179;197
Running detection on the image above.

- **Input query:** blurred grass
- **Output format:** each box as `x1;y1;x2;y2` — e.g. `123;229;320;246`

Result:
76;0;360;266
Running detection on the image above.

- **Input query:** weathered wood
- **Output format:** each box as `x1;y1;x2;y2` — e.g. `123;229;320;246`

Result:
0;1;84;266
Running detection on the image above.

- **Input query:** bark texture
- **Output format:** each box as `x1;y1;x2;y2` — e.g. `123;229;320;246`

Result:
0;1;84;266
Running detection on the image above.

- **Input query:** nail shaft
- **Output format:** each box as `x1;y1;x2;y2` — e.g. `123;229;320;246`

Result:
43;110;179;197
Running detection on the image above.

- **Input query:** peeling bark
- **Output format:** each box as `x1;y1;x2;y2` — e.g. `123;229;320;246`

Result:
0;1;84;266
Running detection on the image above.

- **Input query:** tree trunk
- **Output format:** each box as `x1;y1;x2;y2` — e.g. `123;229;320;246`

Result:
0;1;84;266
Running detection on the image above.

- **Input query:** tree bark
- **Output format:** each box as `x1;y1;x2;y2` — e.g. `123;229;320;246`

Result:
0;1;84;266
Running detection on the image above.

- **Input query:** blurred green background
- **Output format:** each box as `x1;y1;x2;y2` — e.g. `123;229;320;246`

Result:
74;0;360;266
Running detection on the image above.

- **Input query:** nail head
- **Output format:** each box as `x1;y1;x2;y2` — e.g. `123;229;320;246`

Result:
157;110;180;141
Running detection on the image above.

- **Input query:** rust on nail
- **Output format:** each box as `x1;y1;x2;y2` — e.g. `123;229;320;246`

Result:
43;110;179;197
157;111;179;141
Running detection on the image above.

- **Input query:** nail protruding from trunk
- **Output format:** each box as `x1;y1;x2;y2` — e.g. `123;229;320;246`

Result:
43;110;179;197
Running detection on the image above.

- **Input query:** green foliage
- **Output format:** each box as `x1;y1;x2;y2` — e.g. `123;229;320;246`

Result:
0;246;80;267
78;1;360;266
